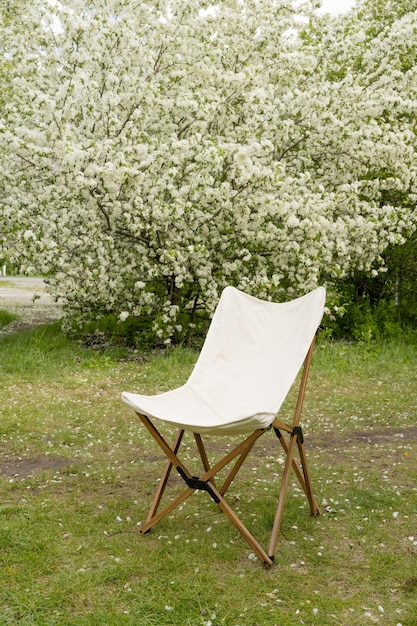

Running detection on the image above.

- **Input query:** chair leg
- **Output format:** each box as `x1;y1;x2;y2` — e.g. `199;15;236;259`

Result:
218;436;260;496
268;431;298;560
144;429;184;526
268;336;319;560
137;414;274;564
291;337;320;518
140;485;195;534
210;481;273;566
296;437;320;517
194;433;217;489
268;428;320;560
274;425;320;516
274;425;309;494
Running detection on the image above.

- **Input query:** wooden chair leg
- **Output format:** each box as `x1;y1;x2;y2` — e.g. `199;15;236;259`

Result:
145;429;184;525
137;415;274;563
268;428;320;560
274;425;309;494
194;433;217;489
211;481;273;566
137;411;320;565
268;431;298;560
297;438;320;517
268;337;319;559
140;485;195;534
274;426;320;517
219;433;262;496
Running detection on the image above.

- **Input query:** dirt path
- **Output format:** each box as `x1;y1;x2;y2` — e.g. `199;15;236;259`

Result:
0;276;62;332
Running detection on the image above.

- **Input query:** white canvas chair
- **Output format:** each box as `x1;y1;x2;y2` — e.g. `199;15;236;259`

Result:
122;285;326;566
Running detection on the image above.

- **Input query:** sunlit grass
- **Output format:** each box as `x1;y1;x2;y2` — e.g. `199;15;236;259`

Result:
0;324;416;625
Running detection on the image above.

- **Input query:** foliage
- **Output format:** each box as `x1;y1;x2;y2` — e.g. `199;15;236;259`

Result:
325;235;417;342
1;0;417;342
383;237;417;327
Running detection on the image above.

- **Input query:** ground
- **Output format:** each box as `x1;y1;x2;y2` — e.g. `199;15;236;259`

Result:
0;276;66;478
0;275;62;332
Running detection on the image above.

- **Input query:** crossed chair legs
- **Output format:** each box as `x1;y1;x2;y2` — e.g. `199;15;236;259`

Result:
136;413;320;567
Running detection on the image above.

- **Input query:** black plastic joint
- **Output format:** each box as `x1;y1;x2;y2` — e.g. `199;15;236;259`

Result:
273;427;282;439
292;426;304;443
176;467;220;503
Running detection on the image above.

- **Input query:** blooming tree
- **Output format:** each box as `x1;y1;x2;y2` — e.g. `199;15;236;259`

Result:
1;0;416;341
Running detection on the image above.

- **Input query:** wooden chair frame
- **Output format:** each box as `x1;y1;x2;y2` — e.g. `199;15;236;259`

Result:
134;336;320;566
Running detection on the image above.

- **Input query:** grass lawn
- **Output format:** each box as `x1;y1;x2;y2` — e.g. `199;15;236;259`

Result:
0;322;416;625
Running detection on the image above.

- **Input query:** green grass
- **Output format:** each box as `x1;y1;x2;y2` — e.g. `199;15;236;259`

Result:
0;324;416;625
0;308;19;327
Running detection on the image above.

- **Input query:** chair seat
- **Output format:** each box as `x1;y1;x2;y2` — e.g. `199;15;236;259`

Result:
123;287;326;436
122;385;275;434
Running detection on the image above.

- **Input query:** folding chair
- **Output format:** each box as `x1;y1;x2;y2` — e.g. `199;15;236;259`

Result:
122;286;325;566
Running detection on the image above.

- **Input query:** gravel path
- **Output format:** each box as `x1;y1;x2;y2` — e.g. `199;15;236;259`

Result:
0;276;62;332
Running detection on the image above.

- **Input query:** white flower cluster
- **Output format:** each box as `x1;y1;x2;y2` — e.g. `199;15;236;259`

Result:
1;0;416;340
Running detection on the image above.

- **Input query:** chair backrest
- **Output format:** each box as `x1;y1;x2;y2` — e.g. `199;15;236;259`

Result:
187;286;326;422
